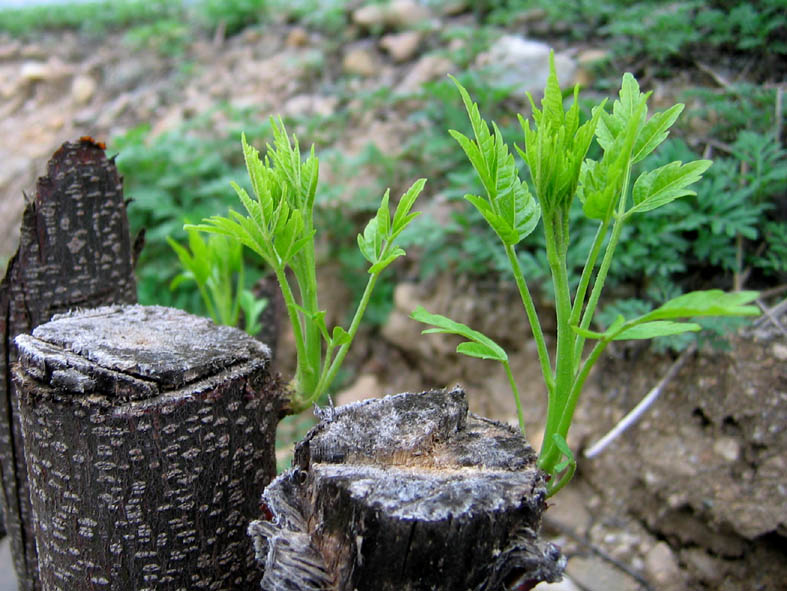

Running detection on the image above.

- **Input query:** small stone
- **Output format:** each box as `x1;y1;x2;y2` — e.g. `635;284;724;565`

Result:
380;31;423;62
71;74;97;104
566;556;640;591
533;574;582;591
713;436;740;462
683;548;724;586
343;47;378;77
771;342;787;361
547;485;591;537
437;0;468;16
352;4;386;27
644;542;680;588
283;94;338;118
396;54;454;93
475;36;576;97
286;27;309;48
20;61;51;82
577;48;611;66
353;0;431;29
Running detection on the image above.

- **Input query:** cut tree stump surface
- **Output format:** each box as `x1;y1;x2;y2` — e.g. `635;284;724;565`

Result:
250;388;565;591
13;305;284;591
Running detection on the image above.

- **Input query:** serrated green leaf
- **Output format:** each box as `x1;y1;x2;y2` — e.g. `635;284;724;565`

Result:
640;290;760;321
375;189;391;238
410;306;508;363
632;104;684;163
368;249;405;274
392;178;426;233
358;217;380;264
629;160;713;215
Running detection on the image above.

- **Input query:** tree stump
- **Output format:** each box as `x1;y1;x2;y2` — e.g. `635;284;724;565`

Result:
12;305;284;591
249;388;565;591
0;138;137;591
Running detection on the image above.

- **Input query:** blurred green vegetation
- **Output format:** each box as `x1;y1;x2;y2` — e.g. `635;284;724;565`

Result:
4;0;782;351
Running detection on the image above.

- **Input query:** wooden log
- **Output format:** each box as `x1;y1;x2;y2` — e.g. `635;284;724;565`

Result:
12;305;285;591
0;138;137;591
249;388;565;591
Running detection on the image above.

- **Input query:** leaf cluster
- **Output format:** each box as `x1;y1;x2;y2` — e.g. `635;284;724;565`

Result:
193;118;424;411
411;56;760;496
168;228;267;335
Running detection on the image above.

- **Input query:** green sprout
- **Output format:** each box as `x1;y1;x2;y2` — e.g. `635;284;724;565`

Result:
191;117;424;413
167;228;267;336
411;54;760;497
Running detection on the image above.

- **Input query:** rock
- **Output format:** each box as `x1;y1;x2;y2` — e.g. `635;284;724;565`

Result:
547;484;592;537
574;48;611;87
437;0;469;16
475;36;576;97
533;575;582;591
70;73;97;104
644;542;681;589
380;30;423;62
283;94;339;118
285;26;309;48
396;54;455;93
712;436;740;462
771;342;787;361
352;3;386;28
343;46;379;77
565;556;640;591
682;548;724;587
20;60;51;82
353;0;432;29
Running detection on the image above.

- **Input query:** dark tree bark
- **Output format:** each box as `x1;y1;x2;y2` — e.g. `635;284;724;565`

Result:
249;388;565;591
0;138;137;591
13;305;284;591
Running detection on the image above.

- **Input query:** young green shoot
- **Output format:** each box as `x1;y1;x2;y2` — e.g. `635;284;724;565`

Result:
190;117;425;413
410;55;760;497
167;228;267;335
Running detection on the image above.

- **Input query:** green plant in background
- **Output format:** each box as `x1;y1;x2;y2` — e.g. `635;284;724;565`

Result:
411;56;760;496
191;118;424;412
167;228;267;335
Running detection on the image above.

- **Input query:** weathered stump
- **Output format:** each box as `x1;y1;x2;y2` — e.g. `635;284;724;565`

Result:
0;138;137;591
249;388;564;591
12;305;284;591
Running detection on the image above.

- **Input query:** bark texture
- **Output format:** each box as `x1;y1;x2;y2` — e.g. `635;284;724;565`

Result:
13;305;284;591
0;138;137;591
249;388;565;591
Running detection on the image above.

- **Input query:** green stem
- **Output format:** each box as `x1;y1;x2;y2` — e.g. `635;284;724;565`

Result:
540;338;609;473
232;257;244;327
307;270;380;410
539;210;575;464
574;210;626;363
504;244;553;393
503;359;525;435
273;265;310;404
198;283;218;325
570;219;609;364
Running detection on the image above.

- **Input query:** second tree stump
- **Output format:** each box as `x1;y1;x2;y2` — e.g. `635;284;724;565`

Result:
249;388;564;590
